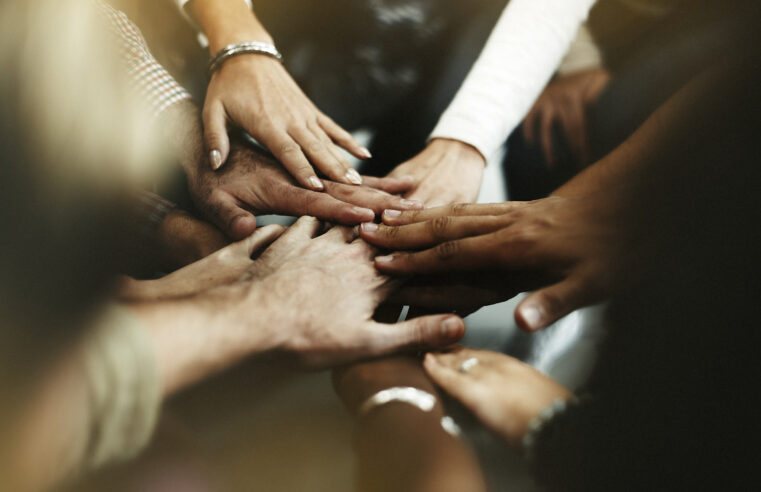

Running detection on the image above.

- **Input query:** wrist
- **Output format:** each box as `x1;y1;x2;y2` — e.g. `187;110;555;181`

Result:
429;138;486;168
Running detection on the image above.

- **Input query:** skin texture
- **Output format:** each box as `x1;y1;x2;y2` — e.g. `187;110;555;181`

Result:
423;347;571;447
131;217;468;395
189;0;370;184
186;137;423;240
153;208;231;270
523;68;611;167
360;196;632;331
387;138;486;207
333;356;488;492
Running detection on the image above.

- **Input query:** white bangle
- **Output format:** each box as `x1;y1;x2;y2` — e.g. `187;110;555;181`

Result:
359;386;436;415
207;41;283;76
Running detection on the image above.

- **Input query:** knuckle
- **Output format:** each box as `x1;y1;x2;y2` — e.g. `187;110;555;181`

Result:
278;142;300;155
434;241;459;261
429;216;452;239
450;203;469;215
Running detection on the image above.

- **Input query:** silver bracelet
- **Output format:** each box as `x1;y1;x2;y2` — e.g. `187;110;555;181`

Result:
359;386;436;415
207;41;283;76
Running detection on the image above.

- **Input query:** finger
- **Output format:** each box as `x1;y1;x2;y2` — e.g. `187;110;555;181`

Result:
202;101;230;170
558;101;586;165
374;231;526;275
382;202;523;226
322;224;359;243
540;107;556;166
361;175;416;194
364;315;466;358
422;353;478;402
291;124;358;185
203;191;257;240
313;121;364;184
239;224;287;257
515;277;591;332
280;216;323;240
323;181;423;215
278;187;376;224
360;215;509;250
268;132;324;191
318;114;372;160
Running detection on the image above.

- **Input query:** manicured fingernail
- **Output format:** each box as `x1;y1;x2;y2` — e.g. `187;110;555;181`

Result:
353;207;374;219
520;305;543;331
360;222;378;233
360;147;372;159
375;255;394;264
383;209;401;219
400;199;423;209
441;317;462;337
210;150;222;170
345;168;363;185
309;176;324;190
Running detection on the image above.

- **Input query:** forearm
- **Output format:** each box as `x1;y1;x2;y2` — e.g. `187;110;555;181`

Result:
187;0;273;52
127;285;278;397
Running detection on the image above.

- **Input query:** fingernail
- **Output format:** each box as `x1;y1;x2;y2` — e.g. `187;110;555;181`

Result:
520;305;543;331
360;147;372;159
375;255;394;264
352;225;359;235
360;222;378;233
400;199;423;209
383;209;401;219
345;168;363;185
441;317;462;337
353;207;375;219
210;150;222;170
309;176;324;190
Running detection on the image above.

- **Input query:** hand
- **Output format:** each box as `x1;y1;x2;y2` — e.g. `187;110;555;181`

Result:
387;138;486;207
187;139;423;239
360;196;632;331
523;68;610;166
203;55;371;188
424;347;571;447
243;217;467;368
119;224;285;301
153;209;230;270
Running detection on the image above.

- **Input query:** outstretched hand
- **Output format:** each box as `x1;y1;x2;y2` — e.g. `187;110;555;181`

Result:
360;196;631;331
187;140;423;239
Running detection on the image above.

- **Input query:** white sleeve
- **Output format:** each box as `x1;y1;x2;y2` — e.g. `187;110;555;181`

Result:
429;0;597;160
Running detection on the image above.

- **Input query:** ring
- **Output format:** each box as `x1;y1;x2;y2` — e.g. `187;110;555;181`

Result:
459;357;479;373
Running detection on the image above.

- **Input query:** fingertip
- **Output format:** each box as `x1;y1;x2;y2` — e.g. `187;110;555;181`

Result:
228;215;257;240
440;315;465;343
382;209;403;223
210;149;223;170
308;176;325;191
352;207;375;223
515;302;546;332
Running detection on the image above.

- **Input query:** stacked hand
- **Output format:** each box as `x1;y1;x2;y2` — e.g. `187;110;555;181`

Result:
187;139;423;239
360;195;630;331
424;347;570;447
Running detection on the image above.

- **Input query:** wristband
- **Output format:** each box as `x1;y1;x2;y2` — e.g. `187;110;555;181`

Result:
208;41;282;76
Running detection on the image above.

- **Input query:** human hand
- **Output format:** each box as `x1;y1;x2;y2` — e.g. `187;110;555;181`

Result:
187;140;423;239
523;68;610;166
203;55;371;188
360;196;630;331
153;209;230;270
424;347;570;447
387;138;485;207
242;217;466;368
119;224;285;301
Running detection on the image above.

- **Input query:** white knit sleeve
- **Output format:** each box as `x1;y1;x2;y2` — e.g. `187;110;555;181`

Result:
429;0;597;160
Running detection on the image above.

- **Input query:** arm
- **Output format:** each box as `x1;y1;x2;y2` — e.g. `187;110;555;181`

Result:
334;357;487;492
387;0;597;206
181;0;371;187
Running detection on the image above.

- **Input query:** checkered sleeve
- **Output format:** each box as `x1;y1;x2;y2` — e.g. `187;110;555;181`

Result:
94;0;192;118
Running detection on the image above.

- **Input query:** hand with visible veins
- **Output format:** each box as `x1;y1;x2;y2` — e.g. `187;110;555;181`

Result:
359;196;637;331
424;347;571;447
187;138;423;240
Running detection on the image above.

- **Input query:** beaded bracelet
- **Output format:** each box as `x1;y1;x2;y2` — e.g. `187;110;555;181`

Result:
207;41;283;76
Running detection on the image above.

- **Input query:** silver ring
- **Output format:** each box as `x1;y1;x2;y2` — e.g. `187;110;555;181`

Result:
459;357;479;373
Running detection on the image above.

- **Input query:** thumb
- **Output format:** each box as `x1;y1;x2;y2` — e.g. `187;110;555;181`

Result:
367;314;465;357
240;224;286;258
515;278;588;332
203;101;230;170
204;192;257;240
